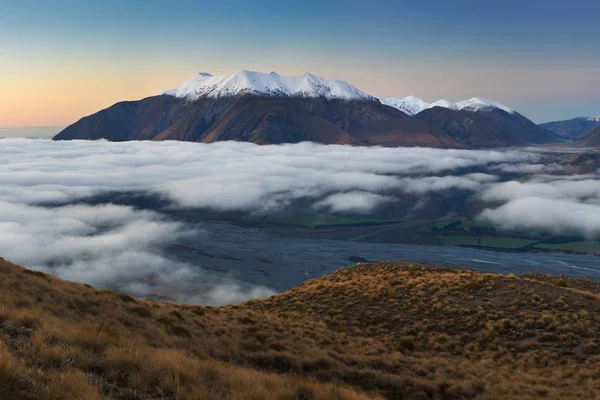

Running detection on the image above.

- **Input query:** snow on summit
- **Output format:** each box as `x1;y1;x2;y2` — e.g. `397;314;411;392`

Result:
383;96;515;115
381;96;429;116
163;70;377;101
453;98;514;114
163;70;516;114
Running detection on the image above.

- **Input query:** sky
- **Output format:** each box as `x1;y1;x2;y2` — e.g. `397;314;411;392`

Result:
1;0;599;130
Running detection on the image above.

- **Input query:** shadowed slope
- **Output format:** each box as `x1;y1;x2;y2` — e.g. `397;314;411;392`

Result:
540;117;600;141
414;106;560;147
54;95;460;148
577;126;600;147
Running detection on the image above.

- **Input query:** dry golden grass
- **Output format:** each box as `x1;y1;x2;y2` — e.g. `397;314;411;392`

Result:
2;257;600;399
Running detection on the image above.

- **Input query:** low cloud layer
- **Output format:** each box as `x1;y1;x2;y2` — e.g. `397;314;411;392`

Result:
0;139;542;209
478;174;600;238
314;191;395;214
0;139;598;302
0;199;275;304
480;197;600;238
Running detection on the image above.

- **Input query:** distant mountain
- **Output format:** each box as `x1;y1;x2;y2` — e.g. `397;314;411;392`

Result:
381;96;558;147
577;126;600;147
54;71;459;148
54;70;562;148
382;96;514;116
540;116;600;141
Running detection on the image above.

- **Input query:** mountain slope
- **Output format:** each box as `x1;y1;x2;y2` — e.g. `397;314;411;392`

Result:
2;257;600;399
54;71;460;148
541;116;600;141
413;106;560;147
577;125;600;146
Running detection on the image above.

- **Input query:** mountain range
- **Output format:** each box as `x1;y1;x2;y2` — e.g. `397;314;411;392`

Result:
540;116;600;141
54;70;583;148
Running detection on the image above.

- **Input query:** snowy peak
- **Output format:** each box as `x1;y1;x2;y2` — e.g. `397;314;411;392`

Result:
163;70;378;101
585;116;600;122
381;96;429;116
430;99;453;108
382;96;515;116
454;97;514;114
164;71;516;113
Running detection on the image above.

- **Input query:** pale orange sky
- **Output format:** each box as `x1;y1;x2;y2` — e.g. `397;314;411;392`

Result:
0;63;190;127
2;62;599;127
2;1;600;127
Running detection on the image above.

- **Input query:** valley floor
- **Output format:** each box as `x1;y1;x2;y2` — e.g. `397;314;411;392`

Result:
1;258;600;399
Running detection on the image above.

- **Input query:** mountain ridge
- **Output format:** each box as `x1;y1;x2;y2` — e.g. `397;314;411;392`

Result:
382;95;514;115
162;70;378;101
540;115;600;141
54;70;561;148
54;91;461;148
413;106;560;147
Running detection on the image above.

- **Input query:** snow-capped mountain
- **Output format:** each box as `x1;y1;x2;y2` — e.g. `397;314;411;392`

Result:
54;68;562;148
407;96;558;147
55;70;457;147
452;98;514;114
382;96;514;115
586;116;600;122
381;96;430;116
163;70;377;101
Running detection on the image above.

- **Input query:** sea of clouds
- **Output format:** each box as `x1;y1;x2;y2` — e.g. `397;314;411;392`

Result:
1;139;598;303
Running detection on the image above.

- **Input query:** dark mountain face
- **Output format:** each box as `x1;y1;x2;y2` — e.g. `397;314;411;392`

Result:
413;106;560;148
577;126;600;147
540;117;600;141
54;95;461;148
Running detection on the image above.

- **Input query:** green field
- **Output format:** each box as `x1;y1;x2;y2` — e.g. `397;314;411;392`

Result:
221;211;600;254
533;241;600;253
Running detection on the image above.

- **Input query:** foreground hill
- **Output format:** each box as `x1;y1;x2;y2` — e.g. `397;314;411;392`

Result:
2;258;600;399
54;71;458;148
540;116;600;141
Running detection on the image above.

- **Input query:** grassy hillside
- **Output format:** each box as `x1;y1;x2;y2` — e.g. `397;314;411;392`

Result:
1;258;600;399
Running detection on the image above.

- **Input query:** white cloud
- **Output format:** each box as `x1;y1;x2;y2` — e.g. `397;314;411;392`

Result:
313;191;395;214
480;197;600;239
478;174;600;239
0;139;539;210
0;138;598;301
0;199;274;305
480;178;600;203
489;163;564;174
398;173;498;195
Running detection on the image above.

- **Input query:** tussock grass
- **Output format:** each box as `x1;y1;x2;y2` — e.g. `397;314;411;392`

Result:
1;257;600;399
